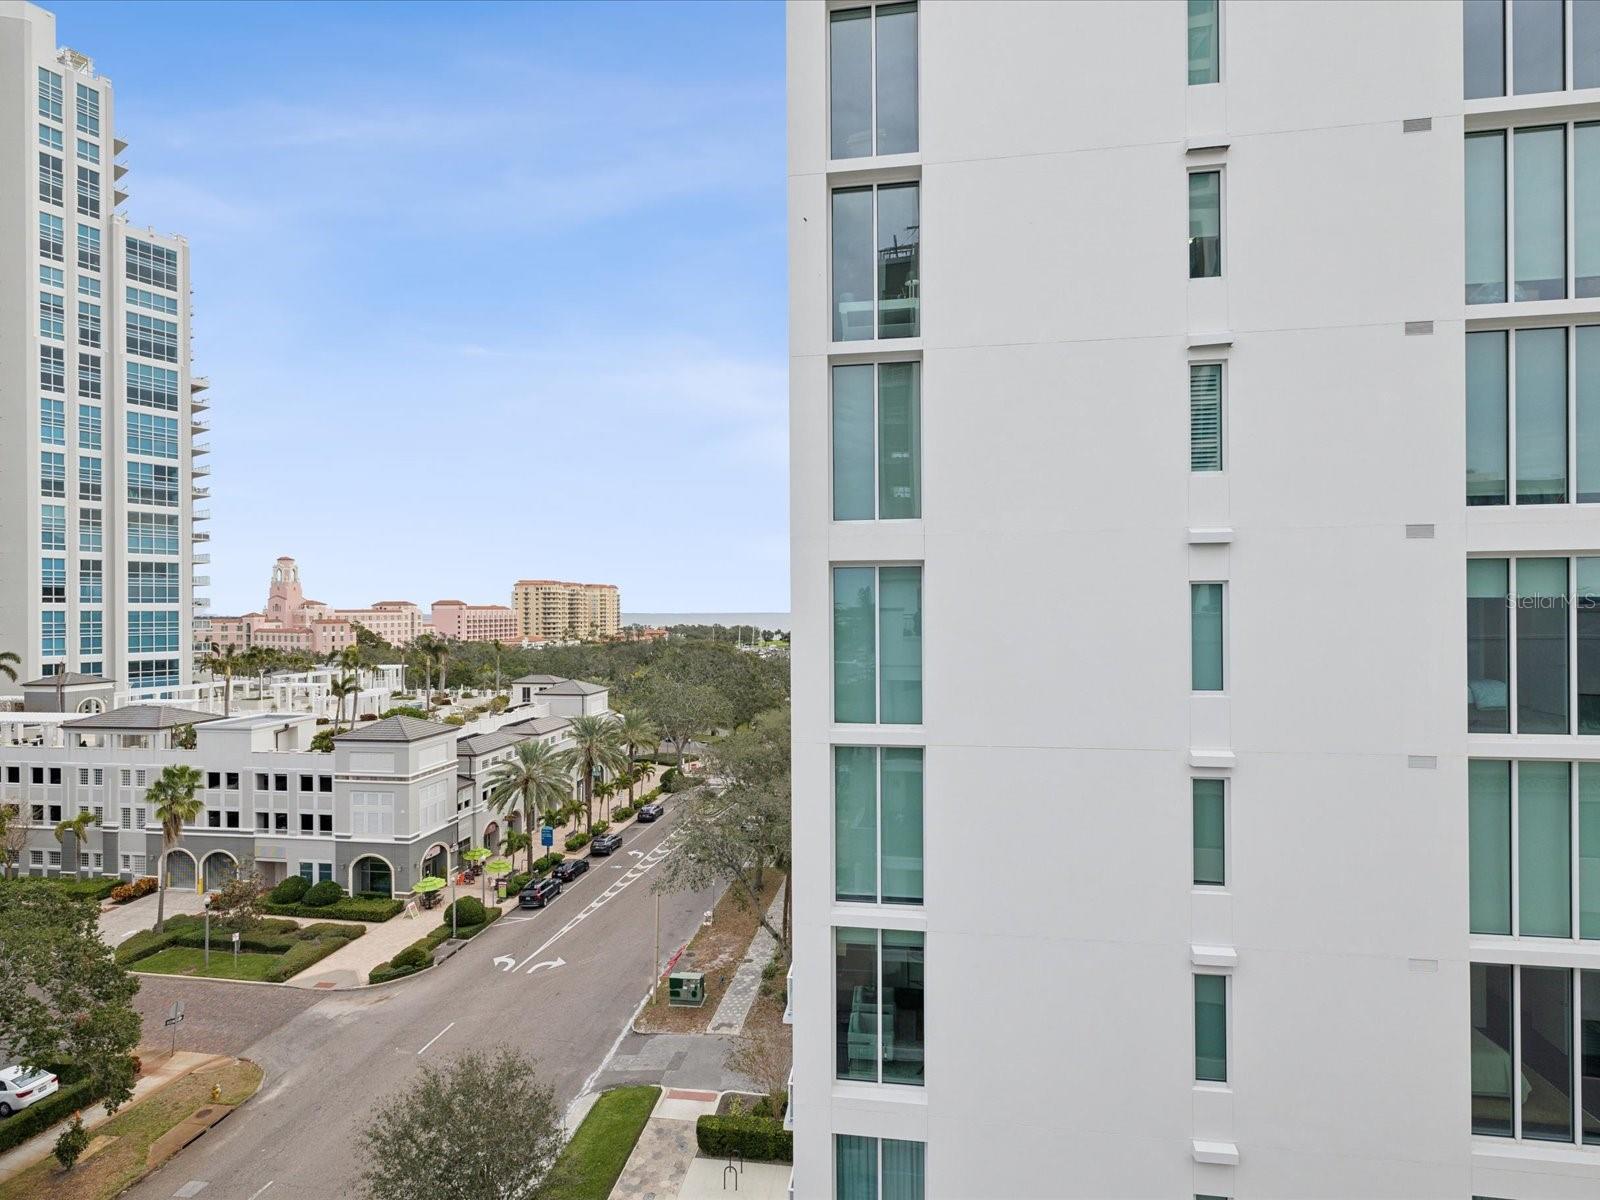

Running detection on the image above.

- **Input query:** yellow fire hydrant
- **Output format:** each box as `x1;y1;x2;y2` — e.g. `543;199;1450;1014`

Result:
210;1083;221;1103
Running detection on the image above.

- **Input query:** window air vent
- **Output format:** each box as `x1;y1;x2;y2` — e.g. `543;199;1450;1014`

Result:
1407;755;1438;769
1402;117;1433;133
1405;320;1434;335
1405;524;1435;539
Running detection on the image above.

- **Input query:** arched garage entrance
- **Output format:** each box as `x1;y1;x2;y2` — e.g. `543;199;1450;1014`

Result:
165;849;196;892
420;842;450;882
352;855;393;898
483;822;500;852
202;851;237;891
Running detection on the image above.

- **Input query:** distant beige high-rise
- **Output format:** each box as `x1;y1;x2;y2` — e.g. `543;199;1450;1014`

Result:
512;579;620;641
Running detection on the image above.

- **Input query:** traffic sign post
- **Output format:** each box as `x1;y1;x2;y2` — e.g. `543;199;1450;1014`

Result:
232;930;240;964
164;1001;184;1057
540;826;554;849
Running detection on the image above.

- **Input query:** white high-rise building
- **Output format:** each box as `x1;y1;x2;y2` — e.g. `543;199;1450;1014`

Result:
789;2;1600;1196
0;1;204;697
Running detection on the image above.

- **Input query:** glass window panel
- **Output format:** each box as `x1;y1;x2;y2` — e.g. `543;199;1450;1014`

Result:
1465;0;1507;98
1189;170;1221;278
835;746;878;902
878;565;922;723
1195;973;1227;1082
1521;966;1573;1141
875;4;918;155
836;927;879;1081
833;364;876;521
1513;0;1565;94
1579;1;1600;88
881;1139;925;1200
1191;583;1224;692
1581;764;1600;939
880;747;923;904
1578;125;1599;297
1577;328;1600;501
881;929;924;1085
836;1134;878;1200
834;566;878;723
1516;327;1567;503
1583;970;1600;1143
1193;778;1225;886
1190;363;1223;472
1466;132;1508;304
1519;760;1572;937
1466;331;1508;505
1469;760;1511;935
1188;0;1220;85
877;362;920;518
1468;559;1511;732
833;188;875;342
876;183;919;339
1580;559;1600;731
829;9;872;160
1517;557;1570;733
1471;962;1514;1136
1514;126;1566;301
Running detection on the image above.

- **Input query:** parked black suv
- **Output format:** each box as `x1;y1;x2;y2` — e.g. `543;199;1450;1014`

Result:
636;802;665;823
590;832;624;856
518;878;563;908
553;858;589;883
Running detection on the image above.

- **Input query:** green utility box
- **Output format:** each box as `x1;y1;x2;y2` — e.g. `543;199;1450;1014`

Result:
668;971;706;1007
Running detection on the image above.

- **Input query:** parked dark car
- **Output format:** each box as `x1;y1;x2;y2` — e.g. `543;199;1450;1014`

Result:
553;858;589;883
636;802;665;823
518;878;563;908
590;832;624;856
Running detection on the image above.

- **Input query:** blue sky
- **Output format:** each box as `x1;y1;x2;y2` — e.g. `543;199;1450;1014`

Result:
52;0;787;616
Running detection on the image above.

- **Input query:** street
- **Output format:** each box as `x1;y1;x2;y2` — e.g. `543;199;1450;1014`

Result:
124;808;717;1200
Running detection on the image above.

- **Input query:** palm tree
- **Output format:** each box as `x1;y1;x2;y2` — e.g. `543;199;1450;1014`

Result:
487;741;571;874
53;810;97;878
149;764;204;931
338;645;363;723
0;649;18;684
615;712;659;805
329;673;356;732
562;715;628;834
413;634;446;710
594;779;618;823
199;642;241;716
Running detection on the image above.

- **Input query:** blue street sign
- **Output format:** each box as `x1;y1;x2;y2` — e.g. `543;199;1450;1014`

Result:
540;826;554;847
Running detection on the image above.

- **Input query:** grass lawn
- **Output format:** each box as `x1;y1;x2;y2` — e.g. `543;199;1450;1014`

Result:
551;1085;660;1199
0;1059;262;1200
133;945;282;981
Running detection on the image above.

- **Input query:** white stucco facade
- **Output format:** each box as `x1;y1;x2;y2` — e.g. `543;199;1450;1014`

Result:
789;2;1600;1197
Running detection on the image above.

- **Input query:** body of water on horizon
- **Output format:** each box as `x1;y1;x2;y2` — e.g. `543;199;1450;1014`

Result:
624;612;791;632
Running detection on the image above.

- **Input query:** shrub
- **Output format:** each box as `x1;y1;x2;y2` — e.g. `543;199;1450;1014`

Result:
441;896;487;927
263;897;401;922
695;1114;793;1163
301;880;346;907
380;705;428;720
592;821;610;836
0;1079;95;1153
297;922;367;940
391;945;429;970
530;852;565;875
501;871;531;895
52;1114;89;1170
444;713;466;726
109;875;158;903
269;875;310;904
564;832;590;852
360;712;378;721
612;805;635;821
310;729;336;753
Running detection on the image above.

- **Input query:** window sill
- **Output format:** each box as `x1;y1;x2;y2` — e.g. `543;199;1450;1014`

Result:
1472;1136;1600;1170
827;338;922;360
1465;297;1600;327
1464;88;1600;129
826;152;920;182
830;1080;928;1106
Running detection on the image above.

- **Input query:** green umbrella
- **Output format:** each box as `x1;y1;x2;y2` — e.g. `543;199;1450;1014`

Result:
463;847;491;865
485;857;513;876
412;876;448;894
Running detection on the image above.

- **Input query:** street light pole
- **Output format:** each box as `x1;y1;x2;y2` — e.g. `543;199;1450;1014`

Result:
653;894;660;1005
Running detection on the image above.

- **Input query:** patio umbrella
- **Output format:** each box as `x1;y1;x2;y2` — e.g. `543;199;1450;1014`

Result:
484;857;513;876
463;848;491;903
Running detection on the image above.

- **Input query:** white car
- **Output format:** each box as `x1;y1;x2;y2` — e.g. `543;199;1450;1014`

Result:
0;1065;59;1117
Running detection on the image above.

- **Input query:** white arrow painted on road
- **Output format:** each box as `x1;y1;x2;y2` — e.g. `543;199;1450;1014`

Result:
627;849;644;858
525;957;565;975
493;955;516;971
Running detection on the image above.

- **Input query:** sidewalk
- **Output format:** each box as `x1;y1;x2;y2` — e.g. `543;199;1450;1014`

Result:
97;889;209;947
0;1050;226;1184
707;882;785;1034
608;1087;719;1200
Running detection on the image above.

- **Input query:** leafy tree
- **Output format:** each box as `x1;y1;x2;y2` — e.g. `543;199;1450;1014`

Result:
54;1114;89;1170
149;764;204;932
614;711;659;804
209;864;266;927
52;810;97;878
199;642;242;716
0;880;140;1113
635;677;730;766
563;715;627;832
357;1047;565;1200
311;728;336;753
653;707;792;954
488;742;570;874
0;802;30;880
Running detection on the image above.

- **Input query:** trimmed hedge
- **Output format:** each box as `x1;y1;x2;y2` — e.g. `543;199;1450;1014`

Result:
262;897;401;922
440;896;487;927
300;880;345;907
611;805;636;821
695;1114;793;1163
116;913;363;983
565;832;591;852
269;875;310;904
0;1077;97;1153
591;821;611;836
366;908;500;984
109;876;159;903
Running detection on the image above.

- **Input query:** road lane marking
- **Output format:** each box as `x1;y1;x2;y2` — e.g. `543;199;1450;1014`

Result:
525;957;565;975
416;1022;454;1055
493;955;516;971
245;1186;273;1200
